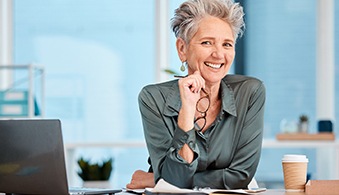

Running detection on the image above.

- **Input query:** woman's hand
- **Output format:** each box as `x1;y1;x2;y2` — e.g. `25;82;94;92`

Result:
126;170;155;189
177;71;205;163
177;71;205;131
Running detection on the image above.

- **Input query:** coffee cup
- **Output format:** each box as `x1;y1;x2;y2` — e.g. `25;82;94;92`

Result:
282;154;308;192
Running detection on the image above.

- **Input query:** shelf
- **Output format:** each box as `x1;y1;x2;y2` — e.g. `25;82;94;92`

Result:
276;133;335;141
0;64;44;118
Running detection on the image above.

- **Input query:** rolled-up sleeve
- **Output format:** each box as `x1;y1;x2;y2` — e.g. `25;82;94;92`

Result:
138;86;199;188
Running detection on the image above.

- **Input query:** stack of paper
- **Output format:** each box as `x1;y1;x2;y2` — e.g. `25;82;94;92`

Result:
143;179;266;195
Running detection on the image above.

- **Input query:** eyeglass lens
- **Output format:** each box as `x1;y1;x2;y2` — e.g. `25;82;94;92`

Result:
194;89;210;132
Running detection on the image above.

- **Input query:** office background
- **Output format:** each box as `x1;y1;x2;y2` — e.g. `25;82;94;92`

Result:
0;0;338;189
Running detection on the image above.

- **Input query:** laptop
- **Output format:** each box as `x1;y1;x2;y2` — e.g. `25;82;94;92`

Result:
0;119;121;195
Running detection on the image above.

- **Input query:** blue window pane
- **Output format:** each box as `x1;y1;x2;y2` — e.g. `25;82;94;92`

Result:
14;0;155;141
246;0;317;137
13;0;154;187
245;0;318;186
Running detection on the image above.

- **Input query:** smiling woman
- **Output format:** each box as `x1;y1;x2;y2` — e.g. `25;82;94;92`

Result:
127;0;265;190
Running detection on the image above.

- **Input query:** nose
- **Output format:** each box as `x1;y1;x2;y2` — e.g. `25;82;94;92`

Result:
211;45;224;59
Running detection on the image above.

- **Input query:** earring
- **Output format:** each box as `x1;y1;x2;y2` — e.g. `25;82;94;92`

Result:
180;61;186;72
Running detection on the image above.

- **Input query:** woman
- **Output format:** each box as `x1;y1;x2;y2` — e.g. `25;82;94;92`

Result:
127;0;265;189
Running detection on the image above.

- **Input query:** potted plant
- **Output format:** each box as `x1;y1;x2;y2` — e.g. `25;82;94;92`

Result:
298;114;309;133
77;157;113;188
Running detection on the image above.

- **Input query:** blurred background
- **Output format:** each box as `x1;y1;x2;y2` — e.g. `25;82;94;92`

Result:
0;0;338;189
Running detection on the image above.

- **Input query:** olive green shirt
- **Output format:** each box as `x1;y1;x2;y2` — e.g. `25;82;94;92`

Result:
138;74;265;189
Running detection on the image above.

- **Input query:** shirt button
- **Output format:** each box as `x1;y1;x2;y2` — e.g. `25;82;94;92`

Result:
188;141;194;148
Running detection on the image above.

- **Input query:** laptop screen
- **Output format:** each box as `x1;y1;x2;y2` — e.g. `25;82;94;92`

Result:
0;119;69;195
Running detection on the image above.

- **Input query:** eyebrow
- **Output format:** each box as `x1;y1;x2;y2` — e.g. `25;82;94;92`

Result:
199;37;234;43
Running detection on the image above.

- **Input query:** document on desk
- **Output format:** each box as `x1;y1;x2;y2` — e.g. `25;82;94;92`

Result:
145;179;266;195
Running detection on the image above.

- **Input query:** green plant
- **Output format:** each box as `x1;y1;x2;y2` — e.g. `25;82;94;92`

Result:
299;114;309;123
163;68;179;75
77;157;113;181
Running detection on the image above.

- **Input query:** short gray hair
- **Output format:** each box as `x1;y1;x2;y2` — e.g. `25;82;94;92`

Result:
171;0;245;43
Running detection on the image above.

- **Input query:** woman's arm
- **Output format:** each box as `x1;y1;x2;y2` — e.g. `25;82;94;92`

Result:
138;85;199;188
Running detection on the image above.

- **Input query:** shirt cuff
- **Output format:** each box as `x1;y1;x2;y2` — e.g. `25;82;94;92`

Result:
172;127;196;150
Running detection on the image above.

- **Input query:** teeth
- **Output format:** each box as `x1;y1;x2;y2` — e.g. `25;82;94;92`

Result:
205;62;223;69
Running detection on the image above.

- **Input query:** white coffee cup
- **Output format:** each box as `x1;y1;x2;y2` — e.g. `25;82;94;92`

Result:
282;154;308;192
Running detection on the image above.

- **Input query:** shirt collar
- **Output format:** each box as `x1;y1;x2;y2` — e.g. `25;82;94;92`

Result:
163;78;237;117
163;81;181;117
220;78;237;117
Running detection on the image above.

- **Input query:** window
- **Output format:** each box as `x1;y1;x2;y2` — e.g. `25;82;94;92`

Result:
244;0;338;185
14;0;154;187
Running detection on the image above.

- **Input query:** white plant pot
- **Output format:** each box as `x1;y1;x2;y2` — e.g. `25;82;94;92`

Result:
83;180;111;188
299;122;309;133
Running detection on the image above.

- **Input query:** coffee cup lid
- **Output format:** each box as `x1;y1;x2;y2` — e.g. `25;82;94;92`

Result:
282;154;308;162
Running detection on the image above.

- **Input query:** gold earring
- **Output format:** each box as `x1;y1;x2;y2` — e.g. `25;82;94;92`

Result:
180;61;186;72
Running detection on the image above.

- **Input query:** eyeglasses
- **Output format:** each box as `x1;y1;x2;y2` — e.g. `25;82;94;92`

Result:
173;75;211;132
194;88;210;132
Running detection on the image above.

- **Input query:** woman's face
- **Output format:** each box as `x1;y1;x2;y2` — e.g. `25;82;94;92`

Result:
177;16;235;85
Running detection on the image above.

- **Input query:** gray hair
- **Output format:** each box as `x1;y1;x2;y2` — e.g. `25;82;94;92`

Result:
171;0;245;43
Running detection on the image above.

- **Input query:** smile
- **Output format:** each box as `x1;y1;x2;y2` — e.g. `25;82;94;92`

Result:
205;62;224;69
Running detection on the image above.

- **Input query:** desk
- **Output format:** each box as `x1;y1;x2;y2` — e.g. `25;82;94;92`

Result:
116;190;305;195
212;190;303;195
258;190;304;195
219;190;305;195
0;190;303;195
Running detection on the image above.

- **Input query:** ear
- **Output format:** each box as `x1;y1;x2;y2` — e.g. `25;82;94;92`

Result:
176;38;187;62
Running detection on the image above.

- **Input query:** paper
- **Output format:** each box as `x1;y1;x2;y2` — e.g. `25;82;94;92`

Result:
146;179;196;193
145;179;266;194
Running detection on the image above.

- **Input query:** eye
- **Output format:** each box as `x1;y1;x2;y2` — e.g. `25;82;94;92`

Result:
223;42;233;47
201;41;212;45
